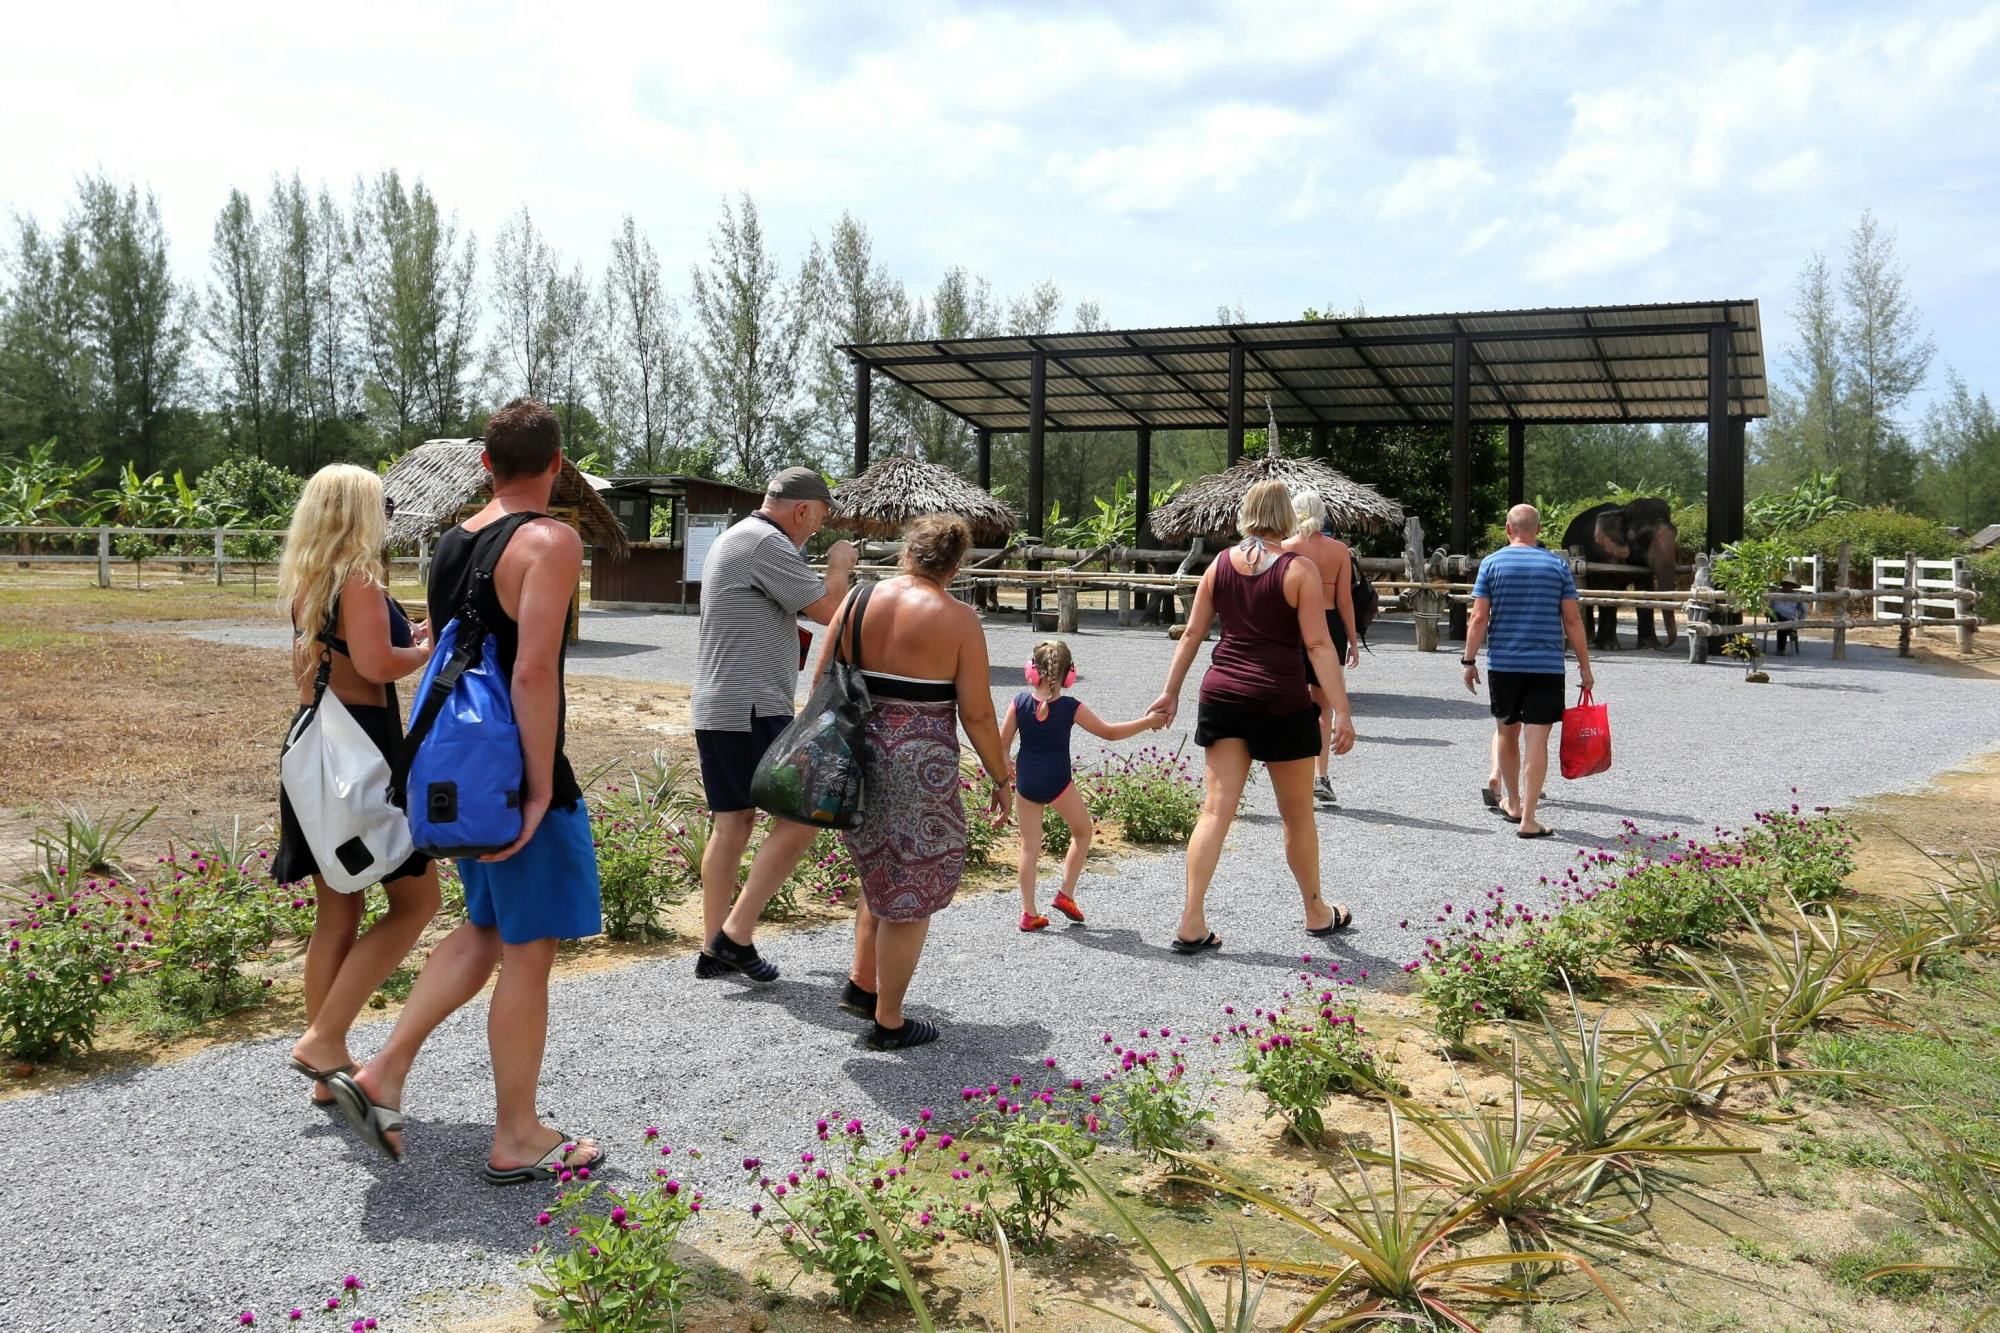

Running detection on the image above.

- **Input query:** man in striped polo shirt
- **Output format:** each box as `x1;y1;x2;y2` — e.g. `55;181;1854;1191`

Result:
1462;504;1594;839
692;467;858;983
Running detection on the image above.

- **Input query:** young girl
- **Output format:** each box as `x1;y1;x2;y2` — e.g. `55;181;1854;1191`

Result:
998;639;1164;931
275;464;441;1106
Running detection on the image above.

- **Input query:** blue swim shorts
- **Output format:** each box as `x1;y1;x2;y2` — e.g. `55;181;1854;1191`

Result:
456;800;603;945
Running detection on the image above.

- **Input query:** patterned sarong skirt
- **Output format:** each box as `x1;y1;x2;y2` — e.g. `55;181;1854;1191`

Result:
843;699;966;922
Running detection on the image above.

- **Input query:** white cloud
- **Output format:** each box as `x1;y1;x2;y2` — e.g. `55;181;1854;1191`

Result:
1046;103;1321;215
1374;146;1495;221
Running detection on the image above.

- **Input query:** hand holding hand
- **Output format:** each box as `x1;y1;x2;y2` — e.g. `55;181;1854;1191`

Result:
1147;692;1178;727
1149;711;1168;731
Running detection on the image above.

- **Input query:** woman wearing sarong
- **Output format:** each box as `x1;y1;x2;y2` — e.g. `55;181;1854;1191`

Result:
815;513;1012;1050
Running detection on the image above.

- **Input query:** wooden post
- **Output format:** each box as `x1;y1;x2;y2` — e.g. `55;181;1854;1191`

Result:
1403;514;1424;585
1705;325;1729;554
97;526;111;588
1226;345;1245;464
1133;426;1152;547
1687;553;1712;664
417;536;431;588
976;427;992;492
1832;540;1850;660
853;357;872;475
1057;587;1079;634
1448;334;1470;641
213;528;226;586
1028;352;1047;542
1957;556;1977;654
1506;420;1525;507
1899;551;1918;657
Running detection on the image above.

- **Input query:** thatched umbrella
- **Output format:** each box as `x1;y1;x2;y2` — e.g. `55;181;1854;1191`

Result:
1150;399;1403;542
382;439;630;558
829;455;1019;543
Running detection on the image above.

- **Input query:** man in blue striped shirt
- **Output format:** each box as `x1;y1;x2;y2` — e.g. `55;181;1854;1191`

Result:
1463;504;1594;838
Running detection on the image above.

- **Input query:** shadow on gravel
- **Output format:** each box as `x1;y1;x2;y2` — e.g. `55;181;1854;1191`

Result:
1543;796;1702;827
1354;733;1452;747
1319;805;1498;836
1347;692;1487;721
1038;922;1403;986
566;639;657;660
338;1118;538;1248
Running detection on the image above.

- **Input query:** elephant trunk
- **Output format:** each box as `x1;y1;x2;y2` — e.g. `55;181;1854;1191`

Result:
1651;530;1680;645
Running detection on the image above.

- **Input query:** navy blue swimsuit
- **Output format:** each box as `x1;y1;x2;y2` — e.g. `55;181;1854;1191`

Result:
1012;692;1080;804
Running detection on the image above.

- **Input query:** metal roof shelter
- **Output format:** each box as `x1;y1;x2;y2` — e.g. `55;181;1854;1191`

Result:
842;300;1769;576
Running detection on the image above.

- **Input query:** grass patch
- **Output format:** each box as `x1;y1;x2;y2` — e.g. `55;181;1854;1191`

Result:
1826;1225;1934;1300
1727;1235;1793;1265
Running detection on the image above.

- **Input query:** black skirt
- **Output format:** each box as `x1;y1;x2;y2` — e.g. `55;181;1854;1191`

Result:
271;701;431;889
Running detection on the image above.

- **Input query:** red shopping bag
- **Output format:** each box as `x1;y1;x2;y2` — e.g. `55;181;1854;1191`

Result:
1559;689;1612;780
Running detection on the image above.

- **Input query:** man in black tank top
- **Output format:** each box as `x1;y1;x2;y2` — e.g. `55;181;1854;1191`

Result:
336;400;607;1183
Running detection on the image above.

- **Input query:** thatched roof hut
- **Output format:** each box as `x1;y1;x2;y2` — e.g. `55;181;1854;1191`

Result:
382;440;630;559
829;455;1018;543
1150;457;1404;543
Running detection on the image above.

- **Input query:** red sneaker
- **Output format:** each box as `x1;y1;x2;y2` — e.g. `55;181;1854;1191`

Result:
1052;892;1085;923
1019;912;1050;932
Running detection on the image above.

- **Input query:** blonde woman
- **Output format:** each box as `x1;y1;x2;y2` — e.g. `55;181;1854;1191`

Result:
1281;489;1361;805
274;464;440;1105
1147;479;1357;954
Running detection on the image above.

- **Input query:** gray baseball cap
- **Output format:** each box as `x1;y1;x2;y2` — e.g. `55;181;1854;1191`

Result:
766;466;833;504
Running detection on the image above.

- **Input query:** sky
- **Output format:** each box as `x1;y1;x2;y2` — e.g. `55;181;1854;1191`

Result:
6;0;1999;412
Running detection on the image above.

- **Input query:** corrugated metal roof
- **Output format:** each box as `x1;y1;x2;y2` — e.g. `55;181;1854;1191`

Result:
843;301;1768;431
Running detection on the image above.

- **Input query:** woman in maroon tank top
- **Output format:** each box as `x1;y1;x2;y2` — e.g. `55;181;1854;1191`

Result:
1146;481;1358;954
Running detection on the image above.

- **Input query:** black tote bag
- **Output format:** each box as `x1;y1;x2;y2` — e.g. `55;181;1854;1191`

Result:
749;583;874;829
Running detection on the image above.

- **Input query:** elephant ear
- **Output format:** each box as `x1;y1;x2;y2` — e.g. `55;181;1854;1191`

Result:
1594;511;1632;560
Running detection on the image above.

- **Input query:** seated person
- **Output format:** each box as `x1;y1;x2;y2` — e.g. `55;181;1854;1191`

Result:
1769;580;1806;655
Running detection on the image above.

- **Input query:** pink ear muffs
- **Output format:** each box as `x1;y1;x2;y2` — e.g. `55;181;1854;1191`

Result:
1025;660;1076;689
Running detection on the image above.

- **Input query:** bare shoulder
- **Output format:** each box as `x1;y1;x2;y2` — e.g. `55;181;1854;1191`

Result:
520;516;583;556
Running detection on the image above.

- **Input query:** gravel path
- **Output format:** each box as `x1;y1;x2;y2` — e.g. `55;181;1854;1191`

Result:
8;611;1997;1329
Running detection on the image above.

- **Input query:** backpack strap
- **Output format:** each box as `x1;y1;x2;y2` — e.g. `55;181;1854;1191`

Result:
835;582;873;673
394;512;541;801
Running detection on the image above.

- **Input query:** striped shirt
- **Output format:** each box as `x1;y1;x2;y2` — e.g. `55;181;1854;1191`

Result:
1472;543;1577;674
691;514;827;731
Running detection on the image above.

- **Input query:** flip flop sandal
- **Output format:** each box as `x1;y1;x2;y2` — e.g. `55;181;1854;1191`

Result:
289;1057;356;1104
1497;811;1522;824
868;1017;941;1051
482;1136;608;1186
1518;828;1557;840
1480;785;1500;808
1306;904;1354;937
325;1071;405;1162
1169;931;1223;956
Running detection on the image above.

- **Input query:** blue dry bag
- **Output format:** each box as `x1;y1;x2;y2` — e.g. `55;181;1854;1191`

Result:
398;516;531;857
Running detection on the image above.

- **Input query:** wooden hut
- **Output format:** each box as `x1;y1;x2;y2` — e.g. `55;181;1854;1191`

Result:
381;439;630;640
589;474;768;611
829;455;1019;543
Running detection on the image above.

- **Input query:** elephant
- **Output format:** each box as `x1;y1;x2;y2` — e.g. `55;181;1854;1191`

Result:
1559;499;1680;650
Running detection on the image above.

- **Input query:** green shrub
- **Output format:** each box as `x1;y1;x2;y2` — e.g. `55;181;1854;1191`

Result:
1234;999;1383;1143
1040;808;1073;858
1790;507;1961;567
143;849;279;1023
958;760;1002;868
1409;934;1554;1045
0;881;130;1059
592;794;680;942
786;829;860;908
1971;549;2000;622
530;1134;701;1330
1096;744;1203;844
966;1101;1098;1248
1097;1046;1213;1163
1746;807;1855;904
745;1119;941;1313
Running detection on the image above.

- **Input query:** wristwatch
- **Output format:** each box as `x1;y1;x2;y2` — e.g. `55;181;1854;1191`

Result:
1459;658;1476;667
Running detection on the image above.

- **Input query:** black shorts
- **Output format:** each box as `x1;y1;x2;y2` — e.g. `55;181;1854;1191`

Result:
696;713;792;813
1193;701;1321;763
1302;611;1349;689
1487;670;1564;727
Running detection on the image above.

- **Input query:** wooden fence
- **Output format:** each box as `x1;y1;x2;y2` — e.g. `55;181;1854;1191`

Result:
0;525;427;589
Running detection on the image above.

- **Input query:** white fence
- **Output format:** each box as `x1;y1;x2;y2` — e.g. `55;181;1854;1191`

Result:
0;525;426;588
1873;557;1966;620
